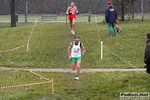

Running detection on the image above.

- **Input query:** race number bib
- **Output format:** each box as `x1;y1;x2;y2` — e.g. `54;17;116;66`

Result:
74;50;79;53
73;48;80;53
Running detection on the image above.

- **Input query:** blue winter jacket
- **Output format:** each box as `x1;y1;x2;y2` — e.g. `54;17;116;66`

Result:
105;6;117;23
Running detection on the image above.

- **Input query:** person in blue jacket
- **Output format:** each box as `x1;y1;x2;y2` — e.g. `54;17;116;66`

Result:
105;1;118;36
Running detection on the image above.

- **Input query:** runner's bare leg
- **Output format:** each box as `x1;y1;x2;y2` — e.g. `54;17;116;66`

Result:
72;18;76;32
70;20;73;31
76;60;81;76
71;63;76;70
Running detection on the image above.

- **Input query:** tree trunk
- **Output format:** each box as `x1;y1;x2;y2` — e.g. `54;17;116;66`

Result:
141;0;144;21
121;3;125;21
1;0;4;14
25;0;28;22
131;0;134;20
10;0;16;27
88;0;91;22
66;0;67;24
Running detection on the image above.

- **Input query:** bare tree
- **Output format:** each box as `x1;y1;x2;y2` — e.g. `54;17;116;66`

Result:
113;0;137;21
25;0;28;22
9;0;16;27
131;0;134;19
88;0;91;22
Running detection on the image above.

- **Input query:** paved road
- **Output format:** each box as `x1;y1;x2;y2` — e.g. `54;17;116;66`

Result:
0;67;146;73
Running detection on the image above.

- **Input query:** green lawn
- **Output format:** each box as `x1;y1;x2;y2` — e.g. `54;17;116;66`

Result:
0;20;150;100
0;14;103;22
0;20;149;68
0;70;149;100
0;14;149;22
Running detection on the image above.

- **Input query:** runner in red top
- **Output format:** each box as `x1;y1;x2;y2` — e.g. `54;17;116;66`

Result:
66;2;78;34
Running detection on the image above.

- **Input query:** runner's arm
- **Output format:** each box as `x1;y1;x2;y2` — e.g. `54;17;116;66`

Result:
75;6;79;14
67;43;72;58
81;43;85;56
66;7;70;15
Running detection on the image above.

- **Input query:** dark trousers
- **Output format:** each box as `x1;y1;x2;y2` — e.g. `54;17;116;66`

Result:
146;64;150;74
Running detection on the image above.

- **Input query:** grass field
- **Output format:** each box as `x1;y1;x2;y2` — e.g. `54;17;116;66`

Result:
0;70;150;100
0;14;149;22
0;14;103;22
0;20;149;68
0;18;150;99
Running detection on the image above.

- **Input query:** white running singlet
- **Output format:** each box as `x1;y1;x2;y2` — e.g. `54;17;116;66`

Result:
71;41;81;57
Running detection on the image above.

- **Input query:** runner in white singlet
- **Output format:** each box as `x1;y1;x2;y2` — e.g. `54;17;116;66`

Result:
67;35;85;80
